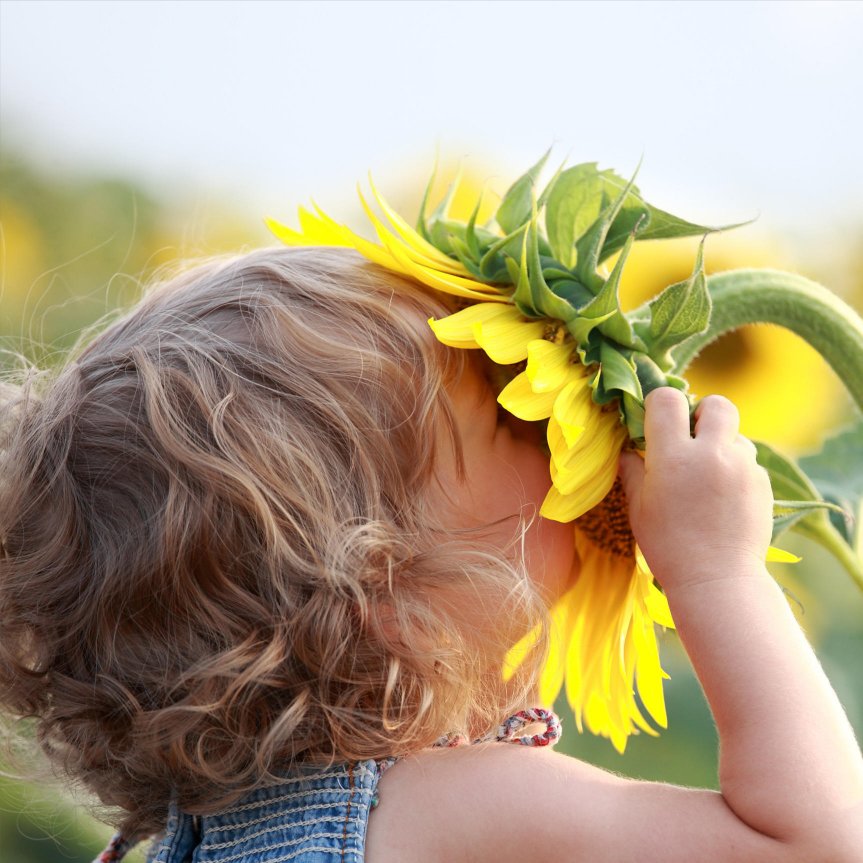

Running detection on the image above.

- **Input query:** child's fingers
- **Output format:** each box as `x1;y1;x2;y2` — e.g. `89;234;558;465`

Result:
617;450;644;508
693;395;740;443
643;387;691;456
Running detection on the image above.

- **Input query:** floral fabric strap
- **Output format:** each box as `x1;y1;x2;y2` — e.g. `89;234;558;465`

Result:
492;707;562;746
93;832;134;863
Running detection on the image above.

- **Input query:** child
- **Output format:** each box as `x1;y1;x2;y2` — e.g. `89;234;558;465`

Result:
0;246;860;863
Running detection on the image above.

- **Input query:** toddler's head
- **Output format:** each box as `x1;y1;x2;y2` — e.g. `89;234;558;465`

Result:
0;247;553;834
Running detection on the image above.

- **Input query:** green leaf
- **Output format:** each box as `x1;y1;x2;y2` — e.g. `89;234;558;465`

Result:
799;419;863;545
495;149;551;234
753;440;824;537
754;440;863;590
545;162;605;269
773;498;847;523
647;239;711;370
755;440;822;507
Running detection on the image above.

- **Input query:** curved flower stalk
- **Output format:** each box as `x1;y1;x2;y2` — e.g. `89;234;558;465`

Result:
268;153;862;750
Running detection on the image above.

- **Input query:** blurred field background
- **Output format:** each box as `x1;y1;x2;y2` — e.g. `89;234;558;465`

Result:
2;1;863;860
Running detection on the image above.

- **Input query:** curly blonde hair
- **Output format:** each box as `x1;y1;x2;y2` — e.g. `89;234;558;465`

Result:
0;247;547;836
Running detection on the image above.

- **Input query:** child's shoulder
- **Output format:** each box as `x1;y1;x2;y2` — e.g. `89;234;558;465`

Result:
365;743;799;863
365;743;610;863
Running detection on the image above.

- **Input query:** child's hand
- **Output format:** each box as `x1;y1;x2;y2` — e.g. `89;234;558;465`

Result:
618;387;774;592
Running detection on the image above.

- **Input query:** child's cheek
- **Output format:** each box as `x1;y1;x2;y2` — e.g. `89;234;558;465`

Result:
515;444;577;602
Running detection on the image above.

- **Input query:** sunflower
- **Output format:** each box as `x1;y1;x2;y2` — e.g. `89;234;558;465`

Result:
267;158;804;751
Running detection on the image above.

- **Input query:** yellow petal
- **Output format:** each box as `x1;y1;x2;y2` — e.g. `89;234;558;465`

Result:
498;372;558;421
541;454;619;521
384;234;509;301
266;208;412;276
634;549;676;630
473;316;546;365
766;546;802;563
266;211;343;247
428;302;520;350
548;420;623;495
632;613;668;728
366;177;469;273
550;379;595;448
502;621;540;683
538;586;578;707
525;339;578;393
359;186;470;277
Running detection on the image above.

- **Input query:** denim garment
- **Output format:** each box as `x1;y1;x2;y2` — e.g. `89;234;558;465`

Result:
145;760;383;863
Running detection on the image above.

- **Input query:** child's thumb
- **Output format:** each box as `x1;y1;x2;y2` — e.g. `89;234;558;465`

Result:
617;450;644;508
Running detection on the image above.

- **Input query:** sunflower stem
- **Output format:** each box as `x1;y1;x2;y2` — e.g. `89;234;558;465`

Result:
672;269;863;416
797;521;863;594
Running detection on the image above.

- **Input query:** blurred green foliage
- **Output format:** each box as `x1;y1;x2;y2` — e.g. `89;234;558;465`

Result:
0;150;861;862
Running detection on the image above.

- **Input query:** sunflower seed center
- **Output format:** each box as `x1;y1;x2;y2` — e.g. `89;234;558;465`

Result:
574;477;635;558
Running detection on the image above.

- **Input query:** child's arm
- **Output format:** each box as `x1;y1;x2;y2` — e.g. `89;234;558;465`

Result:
367;388;863;863
620;387;863;849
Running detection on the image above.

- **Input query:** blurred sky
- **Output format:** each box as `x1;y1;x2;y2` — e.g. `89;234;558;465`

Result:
1;0;862;245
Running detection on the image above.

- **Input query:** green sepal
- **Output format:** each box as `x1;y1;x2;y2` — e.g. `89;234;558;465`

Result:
632;353;689;401
511;224;536;315
622;391;646;445
645;239;711;370
568;310;616;347
597;172;737;264
464;189;485;260
495;149;551;234
598;339;643;402
574;165;641;291
416;160;439;242
541;264;578;282
568;230;640;349
447;234;485;279
427;218;497;260
526;199;578;322
575;328;604;367
425;169;462;246
537;158;568;210
479;223;530;279
547;279;594;310
545;162;605;269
